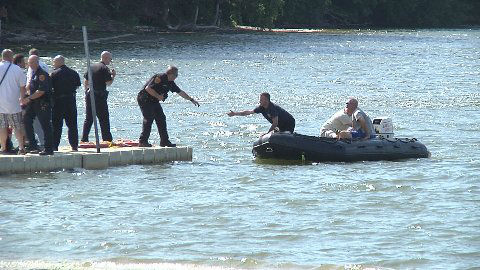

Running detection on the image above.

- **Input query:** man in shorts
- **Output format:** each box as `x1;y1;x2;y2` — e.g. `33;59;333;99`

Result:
0;49;27;154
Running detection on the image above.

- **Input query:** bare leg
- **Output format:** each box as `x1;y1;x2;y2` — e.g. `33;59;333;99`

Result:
13;127;25;150
0;128;7;152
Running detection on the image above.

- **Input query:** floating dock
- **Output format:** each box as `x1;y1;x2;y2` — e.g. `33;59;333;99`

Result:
0;146;192;175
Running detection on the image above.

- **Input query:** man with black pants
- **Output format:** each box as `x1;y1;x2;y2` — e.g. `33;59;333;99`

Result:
81;51;115;142
22;55;54;155
51;55;81;151
137;65;199;147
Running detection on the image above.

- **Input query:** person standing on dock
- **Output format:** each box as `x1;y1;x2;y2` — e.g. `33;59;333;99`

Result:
51;55;81;151
137;65;200;147
26;48;48;149
228;92;295;134
81;51;115;143
1;53;26;153
0;49;27;155
22;55;54;155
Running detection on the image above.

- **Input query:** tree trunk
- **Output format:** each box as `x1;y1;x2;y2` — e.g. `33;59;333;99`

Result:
192;0;199;29
212;0;221;26
161;0;170;26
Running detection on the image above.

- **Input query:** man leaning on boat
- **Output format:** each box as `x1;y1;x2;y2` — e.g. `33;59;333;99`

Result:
227;92;295;134
320;98;375;140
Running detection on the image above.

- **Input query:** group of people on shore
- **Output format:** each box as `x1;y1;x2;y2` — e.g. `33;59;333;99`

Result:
0;47;375;156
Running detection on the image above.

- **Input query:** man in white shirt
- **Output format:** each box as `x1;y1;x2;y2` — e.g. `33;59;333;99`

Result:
26;48;49;82
320;110;352;138
0;49;27;154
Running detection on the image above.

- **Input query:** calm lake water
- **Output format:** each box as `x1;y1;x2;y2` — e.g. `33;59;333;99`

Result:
1;29;479;270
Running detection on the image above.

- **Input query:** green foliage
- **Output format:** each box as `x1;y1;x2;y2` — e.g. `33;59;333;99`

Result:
279;0;332;27
225;0;284;28
4;0;480;29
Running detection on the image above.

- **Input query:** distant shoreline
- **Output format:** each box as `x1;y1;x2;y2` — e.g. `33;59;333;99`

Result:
2;24;479;46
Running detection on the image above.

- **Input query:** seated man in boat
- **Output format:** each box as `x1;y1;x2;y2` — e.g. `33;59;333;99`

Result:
320;110;352;139
227;92;295;133
337;98;376;140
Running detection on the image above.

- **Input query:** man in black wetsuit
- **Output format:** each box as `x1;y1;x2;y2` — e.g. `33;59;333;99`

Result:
227;92;295;133
81;51;115;142
137;65;199;147
51;55;81;151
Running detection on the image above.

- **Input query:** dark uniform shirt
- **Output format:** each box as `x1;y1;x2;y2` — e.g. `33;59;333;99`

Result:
254;102;295;129
30;67;52;103
51;65;81;98
137;73;181;103
84;61;112;94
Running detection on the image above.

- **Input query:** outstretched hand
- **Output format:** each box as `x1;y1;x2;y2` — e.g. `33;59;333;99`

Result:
191;99;200;107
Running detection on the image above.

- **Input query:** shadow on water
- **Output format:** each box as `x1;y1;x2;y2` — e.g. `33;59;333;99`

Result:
254;156;431;166
254;157;311;166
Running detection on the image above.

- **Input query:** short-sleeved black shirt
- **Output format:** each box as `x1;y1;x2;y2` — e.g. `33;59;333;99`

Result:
84;61;112;93
30;67;52;103
137;73;181;103
254;102;295;131
51;65;81;98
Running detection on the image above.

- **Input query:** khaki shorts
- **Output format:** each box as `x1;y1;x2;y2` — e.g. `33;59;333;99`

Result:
0;112;24;129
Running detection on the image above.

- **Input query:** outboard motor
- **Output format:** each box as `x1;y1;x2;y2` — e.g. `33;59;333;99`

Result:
373;117;394;139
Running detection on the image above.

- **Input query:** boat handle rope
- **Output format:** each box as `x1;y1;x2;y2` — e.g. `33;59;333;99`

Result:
396;138;418;143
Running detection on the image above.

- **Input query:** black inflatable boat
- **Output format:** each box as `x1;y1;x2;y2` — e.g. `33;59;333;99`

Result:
252;132;430;162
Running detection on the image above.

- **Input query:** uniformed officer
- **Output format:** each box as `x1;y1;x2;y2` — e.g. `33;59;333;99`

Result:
22;55;54;155
81;51;115;143
137;65;199;147
51;55;81;151
27;48;48;148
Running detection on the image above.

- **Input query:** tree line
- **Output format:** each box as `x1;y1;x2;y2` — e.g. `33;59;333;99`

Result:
5;0;480;30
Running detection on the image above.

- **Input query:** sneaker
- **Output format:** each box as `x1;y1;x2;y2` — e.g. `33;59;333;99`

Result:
39;150;54;156
71;146;78;152
160;142;176;147
17;149;26;155
138;142;152;147
26;148;39;154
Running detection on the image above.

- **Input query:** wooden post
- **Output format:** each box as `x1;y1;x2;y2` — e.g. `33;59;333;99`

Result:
82;26;101;153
